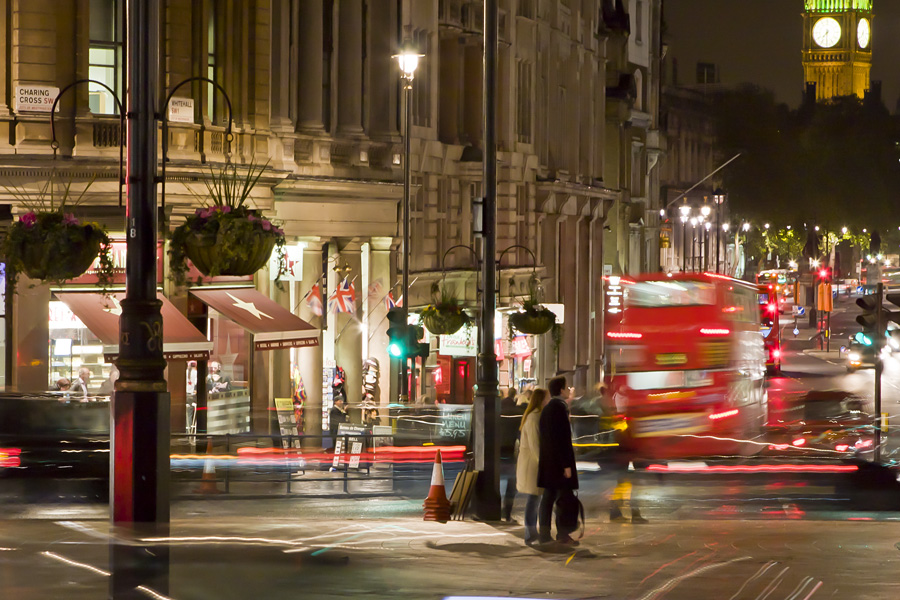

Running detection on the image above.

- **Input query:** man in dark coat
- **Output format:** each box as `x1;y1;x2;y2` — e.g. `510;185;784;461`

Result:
537;375;579;545
500;387;525;521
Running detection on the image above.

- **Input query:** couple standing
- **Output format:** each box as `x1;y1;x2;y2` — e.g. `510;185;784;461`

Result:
516;376;579;546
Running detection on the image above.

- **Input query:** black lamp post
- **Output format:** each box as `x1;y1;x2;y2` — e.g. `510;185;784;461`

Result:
679;203;691;272
714;190;725;273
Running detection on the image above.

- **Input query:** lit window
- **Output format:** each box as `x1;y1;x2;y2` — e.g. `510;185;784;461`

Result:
88;0;123;115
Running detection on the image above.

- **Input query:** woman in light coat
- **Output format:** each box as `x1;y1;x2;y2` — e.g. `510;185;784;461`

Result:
516;388;549;545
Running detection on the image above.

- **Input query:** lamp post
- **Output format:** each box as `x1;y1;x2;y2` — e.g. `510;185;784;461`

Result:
690;217;698;271
679;203;691;272
394;42;422;403
700;203;712;272
714;190;725;273
722;222;730;275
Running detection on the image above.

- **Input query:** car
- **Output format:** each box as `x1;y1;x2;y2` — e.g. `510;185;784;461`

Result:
766;391;874;457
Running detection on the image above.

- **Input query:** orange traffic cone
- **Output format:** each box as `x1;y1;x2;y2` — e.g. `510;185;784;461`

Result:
195;439;222;494
423;449;451;523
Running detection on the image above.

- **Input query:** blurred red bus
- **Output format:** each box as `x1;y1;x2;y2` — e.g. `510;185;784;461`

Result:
758;283;782;375
604;273;768;460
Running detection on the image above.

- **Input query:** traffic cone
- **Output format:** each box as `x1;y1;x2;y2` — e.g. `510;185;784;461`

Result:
423;449;451;523
195;438;222;494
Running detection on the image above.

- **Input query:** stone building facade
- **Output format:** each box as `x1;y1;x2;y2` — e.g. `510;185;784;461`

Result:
0;0;662;436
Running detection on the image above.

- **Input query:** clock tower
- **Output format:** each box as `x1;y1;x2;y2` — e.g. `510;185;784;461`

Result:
802;0;873;101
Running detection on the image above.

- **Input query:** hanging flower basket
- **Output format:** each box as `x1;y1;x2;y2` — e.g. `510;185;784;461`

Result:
421;280;471;336
508;305;556;335
183;224;278;276
422;307;470;336
4;211;113;289
168;161;286;286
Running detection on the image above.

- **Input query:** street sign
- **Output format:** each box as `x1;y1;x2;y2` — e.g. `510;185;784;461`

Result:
14;85;59;113
167;97;195;123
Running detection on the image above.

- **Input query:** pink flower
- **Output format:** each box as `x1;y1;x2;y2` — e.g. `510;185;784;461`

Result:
261;220;272;231
20;212;37;227
221;206;232;214
247;214;258;222
274;227;284;236
63;213;80;226
194;208;205;216
199;208;213;219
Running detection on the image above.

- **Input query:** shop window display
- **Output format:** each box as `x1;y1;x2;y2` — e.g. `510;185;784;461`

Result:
49;300;111;394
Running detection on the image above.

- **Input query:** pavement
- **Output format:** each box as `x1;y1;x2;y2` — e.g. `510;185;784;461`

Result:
4;468;900;600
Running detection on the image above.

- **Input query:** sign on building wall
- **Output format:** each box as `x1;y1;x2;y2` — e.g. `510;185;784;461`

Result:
14;85;60;113
167;97;195;123
439;330;477;356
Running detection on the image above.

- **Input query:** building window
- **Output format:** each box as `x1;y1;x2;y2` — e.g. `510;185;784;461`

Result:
206;3;219;123
412;29;431;128
323;0;334;132
89;0;123;115
516;60;532;143
517;0;534;19
635;0;644;43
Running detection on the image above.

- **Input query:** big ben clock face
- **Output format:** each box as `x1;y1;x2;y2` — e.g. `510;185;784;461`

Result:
813;17;841;48
858;18;870;49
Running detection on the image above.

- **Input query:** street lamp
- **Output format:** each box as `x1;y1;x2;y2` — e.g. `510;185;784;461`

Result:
690;217;699;271
394;41;423;403
679;203;691;272
704;221;712;271
713;189;725;273
842;226;848;235
742;222;751;232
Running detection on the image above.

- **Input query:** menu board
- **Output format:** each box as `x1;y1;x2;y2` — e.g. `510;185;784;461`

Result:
274;397;301;449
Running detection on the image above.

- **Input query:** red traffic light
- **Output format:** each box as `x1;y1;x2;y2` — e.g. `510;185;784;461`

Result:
819;269;828;278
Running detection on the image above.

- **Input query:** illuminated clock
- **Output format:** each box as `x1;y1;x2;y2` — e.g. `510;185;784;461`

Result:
857;18;870;49
812;17;841;48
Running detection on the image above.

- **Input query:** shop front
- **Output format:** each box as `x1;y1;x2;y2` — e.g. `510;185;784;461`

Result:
188;286;319;439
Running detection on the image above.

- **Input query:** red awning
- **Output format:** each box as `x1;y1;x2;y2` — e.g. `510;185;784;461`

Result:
190;287;319;350
55;292;212;361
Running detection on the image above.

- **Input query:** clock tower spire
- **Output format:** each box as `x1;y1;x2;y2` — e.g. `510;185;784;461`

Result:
802;0;873;101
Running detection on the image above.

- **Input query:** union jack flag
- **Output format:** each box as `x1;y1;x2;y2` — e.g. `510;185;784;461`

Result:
328;278;357;314
385;292;403;310
306;283;324;317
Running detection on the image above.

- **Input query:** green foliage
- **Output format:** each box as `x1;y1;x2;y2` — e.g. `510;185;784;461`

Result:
1;176;114;291
168;162;285;287
420;280;472;335
713;86;900;233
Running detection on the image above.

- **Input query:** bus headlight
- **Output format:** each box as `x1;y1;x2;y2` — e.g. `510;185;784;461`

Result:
848;352;861;362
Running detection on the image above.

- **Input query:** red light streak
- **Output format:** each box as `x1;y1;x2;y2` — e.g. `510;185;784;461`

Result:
708;409;739;420
792;438;806;446
607;331;643;339
700;328;730;336
646;464;859;474
0;448;21;468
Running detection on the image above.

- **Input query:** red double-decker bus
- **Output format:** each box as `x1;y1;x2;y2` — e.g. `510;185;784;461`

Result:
604;273;768;460
758;283;782;375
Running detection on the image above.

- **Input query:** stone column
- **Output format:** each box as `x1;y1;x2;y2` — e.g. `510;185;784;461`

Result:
299;241;325;443
296;0;325;132
366;0;398;139
335;242;363;419
269;0;291;131
336;0;364;136
369;237;394;410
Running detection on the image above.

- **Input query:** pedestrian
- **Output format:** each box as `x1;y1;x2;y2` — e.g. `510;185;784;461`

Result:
97;365;119;395
69;367;92;399
537;375;580;545
500;386;525;521
206;360;232;393
516;387;548;545
52;378;71;392
328;395;349;451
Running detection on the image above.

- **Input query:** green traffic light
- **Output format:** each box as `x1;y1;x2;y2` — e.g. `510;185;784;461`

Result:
388;341;404;357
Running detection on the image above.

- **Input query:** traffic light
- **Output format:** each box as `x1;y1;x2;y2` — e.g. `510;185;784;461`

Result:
386;308;407;358
856;294;880;338
407;324;430;359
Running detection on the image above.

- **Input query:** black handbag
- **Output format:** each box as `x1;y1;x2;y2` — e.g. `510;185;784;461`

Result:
555;489;585;539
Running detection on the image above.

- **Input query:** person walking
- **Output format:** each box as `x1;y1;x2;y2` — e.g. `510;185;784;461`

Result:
516;388;548;545
500;386;525;521
328;395;349;451
69;367;92;399
537;375;579;545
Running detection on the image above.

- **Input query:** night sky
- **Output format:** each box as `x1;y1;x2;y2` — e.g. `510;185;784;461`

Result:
664;0;900;110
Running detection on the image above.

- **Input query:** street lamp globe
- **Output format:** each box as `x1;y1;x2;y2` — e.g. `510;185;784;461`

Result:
742;223;750;232
704;222;711;231
722;223;730;232
814;225;820;232
393;43;423;79
764;223;770;230
842;227;848;234
679;215;688;224
700;205;711;218
679;204;691;218
690;217;698;227
659;208;665;217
